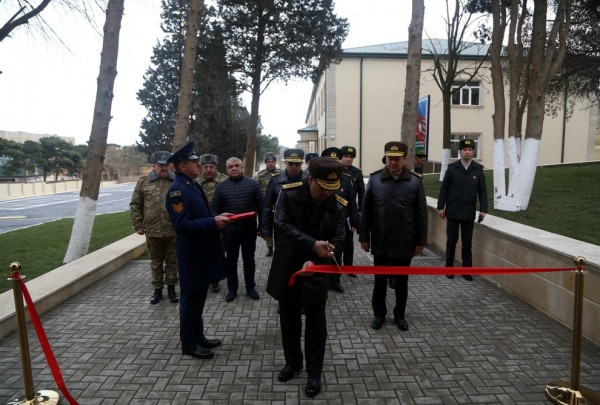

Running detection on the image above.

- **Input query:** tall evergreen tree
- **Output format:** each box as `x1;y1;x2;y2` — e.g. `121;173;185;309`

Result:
136;0;188;156
137;1;249;163
218;0;349;176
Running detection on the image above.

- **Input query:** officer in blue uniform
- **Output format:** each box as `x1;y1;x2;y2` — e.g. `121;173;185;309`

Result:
166;141;231;360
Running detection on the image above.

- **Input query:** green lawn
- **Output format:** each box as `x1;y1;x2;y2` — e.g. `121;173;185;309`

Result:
1;211;141;294
421;162;600;246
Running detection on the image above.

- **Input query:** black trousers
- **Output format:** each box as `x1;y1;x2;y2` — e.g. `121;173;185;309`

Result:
445;218;474;267
278;277;328;380
223;228;257;292
372;256;411;320
179;287;209;349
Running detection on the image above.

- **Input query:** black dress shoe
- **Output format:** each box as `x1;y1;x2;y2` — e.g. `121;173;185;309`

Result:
371;317;384;330
348;273;357;277
277;364;302;382
330;282;344;293
211;282;220;293
305;378;321;398
199;337;222;349
225;290;237;302
394;318;409;331
446;275;455;279
182;345;214;359
463;275;473;281
247;288;260;300
266;247;274;257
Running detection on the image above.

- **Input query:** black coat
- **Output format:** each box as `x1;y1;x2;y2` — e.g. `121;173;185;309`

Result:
336;174;360;231
212;175;264;231
359;166;427;259
343;165;365;212
437;160;488;220
266;181;345;301
166;172;227;291
260;169;307;237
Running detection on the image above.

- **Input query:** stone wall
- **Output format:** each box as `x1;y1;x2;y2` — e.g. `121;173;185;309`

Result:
426;197;600;346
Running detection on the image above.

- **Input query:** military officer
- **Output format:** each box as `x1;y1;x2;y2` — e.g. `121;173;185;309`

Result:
197;153;229;292
320;147;359;293
253;152;282;256
166;141;231;360
130;151;179;305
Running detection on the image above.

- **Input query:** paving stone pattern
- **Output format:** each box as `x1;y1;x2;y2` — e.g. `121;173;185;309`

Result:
1;238;599;404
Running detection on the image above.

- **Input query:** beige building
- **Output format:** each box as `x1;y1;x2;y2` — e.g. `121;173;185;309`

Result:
298;40;599;175
0;130;75;145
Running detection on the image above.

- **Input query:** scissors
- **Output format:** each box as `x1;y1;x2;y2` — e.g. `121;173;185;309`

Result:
326;241;342;273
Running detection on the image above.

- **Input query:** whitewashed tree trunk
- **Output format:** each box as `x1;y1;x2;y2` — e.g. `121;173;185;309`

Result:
495;138;540;211
64;0;123;263
439;148;451;181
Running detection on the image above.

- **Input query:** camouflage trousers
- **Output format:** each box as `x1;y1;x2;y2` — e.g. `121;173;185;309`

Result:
146;236;178;289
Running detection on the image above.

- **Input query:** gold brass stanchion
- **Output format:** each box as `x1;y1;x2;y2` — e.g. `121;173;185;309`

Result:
7;262;60;405
545;257;600;405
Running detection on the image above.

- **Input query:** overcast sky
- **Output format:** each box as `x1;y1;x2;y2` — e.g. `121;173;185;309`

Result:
0;0;451;149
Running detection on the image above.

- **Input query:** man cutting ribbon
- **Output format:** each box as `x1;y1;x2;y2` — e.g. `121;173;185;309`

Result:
266;156;345;398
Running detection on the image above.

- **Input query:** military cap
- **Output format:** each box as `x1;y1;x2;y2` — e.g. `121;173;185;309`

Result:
321;147;342;161
263;152;277;162
167;140;199;164
151;151;171;164
340;145;357;158
459;138;475;150
283;148;304;163
200;154;218;166
305;152;319;163
384;141;407;158
308;156;343;191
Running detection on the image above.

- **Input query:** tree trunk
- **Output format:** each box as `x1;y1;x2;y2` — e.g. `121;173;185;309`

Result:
63;0;124;263
400;0;424;170
172;0;203;151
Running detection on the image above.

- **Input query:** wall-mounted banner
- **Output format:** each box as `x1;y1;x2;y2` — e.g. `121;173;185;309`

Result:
416;95;430;158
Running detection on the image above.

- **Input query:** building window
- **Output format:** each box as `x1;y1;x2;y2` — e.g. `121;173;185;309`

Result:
451;82;480;106
451;134;480;159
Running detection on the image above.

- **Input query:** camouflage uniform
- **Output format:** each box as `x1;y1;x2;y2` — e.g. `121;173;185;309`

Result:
196;171;229;205
253;168;282;193
130;170;178;289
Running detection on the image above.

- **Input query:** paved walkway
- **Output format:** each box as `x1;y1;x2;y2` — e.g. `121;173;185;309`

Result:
1;238;599;404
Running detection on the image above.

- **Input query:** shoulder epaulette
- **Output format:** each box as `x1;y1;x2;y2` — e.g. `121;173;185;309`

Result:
370;169;383;176
335;194;348;207
282;181;303;190
410;170;422;178
342;172;352;178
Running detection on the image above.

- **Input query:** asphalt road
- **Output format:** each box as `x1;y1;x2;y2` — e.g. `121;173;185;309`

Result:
0;183;135;234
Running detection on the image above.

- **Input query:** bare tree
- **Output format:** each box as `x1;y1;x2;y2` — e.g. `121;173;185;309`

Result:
489;0;571;211
400;0;424;170
63;0;124;263
428;0;488;180
0;0;52;42
171;0;203;151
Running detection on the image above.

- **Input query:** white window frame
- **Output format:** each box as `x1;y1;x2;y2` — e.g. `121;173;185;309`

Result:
451;82;481;106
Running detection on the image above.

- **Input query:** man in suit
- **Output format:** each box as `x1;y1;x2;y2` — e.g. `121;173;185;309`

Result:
166;141;231;360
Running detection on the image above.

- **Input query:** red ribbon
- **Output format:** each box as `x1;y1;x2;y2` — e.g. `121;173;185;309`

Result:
10;272;79;405
288;264;578;286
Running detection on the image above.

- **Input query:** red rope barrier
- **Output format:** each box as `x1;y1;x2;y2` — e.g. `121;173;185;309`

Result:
10;272;79;405
288;264;577;286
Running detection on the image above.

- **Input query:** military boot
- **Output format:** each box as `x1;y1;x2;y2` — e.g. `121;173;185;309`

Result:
167;285;179;303
266;246;274;257
150;289;163;305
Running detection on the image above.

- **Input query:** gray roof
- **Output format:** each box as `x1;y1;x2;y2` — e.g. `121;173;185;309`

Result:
343;38;490;58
